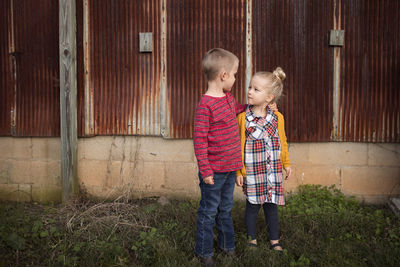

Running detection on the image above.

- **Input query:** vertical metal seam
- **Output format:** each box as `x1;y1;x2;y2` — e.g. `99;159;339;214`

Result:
160;0;168;138
245;0;252;101
331;0;341;141
9;0;17;136
8;0;15;54
83;0;93;136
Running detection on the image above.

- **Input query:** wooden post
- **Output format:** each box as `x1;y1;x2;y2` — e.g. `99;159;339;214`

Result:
59;0;78;201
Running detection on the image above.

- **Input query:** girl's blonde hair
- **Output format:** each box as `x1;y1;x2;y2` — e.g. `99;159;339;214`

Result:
253;67;286;103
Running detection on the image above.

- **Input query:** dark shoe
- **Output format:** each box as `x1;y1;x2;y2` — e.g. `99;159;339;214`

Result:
217;247;238;261
223;249;236;257
196;255;216;267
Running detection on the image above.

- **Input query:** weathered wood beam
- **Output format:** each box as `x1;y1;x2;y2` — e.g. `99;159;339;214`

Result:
59;0;78;201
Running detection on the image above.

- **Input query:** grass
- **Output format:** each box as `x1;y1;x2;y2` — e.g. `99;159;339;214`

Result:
0;185;399;266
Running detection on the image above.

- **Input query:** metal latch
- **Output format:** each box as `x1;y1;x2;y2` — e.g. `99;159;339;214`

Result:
139;32;153;52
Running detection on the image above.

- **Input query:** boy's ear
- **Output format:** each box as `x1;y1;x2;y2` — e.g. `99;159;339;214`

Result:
220;70;228;81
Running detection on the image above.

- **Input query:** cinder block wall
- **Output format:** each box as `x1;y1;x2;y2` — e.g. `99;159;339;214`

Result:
0;137;399;204
0;138;62;202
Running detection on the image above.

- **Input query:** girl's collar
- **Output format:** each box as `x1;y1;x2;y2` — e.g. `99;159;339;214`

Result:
246;105;273;121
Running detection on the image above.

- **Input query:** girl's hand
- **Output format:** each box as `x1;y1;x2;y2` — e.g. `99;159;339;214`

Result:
236;175;244;186
203;176;214;185
268;103;278;112
284;167;292;180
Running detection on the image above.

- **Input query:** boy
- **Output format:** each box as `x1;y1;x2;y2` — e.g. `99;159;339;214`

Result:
193;48;247;266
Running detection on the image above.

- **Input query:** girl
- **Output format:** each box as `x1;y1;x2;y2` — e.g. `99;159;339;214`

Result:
236;67;292;251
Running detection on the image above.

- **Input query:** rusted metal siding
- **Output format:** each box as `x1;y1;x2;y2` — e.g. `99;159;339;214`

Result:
0;0;398;143
87;0;161;135
0;1;11;136
252;0;335;142
165;0;247;139
12;0;60;136
339;0;400;142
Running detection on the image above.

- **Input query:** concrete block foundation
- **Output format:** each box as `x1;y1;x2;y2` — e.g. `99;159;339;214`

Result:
0;136;399;204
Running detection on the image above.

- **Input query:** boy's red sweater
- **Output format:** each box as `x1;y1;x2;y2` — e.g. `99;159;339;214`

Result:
193;92;247;178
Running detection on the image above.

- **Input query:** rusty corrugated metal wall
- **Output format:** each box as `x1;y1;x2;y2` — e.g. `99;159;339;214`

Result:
86;0;161;135
12;0;60;136
0;0;60;136
252;0;335;142
0;1;11;136
338;0;400;142
0;0;399;143
165;0;247;139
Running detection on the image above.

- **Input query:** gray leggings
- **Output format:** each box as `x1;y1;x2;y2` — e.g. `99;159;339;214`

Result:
245;200;279;241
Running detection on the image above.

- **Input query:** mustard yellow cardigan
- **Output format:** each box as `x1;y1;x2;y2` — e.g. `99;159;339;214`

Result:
236;111;291;177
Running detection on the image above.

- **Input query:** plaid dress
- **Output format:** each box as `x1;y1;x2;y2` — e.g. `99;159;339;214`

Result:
243;107;285;205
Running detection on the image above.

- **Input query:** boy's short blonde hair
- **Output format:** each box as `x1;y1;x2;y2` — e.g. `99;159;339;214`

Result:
202;48;239;81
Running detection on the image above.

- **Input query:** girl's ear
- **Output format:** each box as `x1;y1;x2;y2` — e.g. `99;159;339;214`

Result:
266;94;274;103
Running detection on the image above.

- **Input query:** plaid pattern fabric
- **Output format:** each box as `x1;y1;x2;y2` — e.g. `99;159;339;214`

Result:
243;106;284;205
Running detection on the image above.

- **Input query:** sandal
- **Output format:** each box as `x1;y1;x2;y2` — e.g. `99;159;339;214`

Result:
270;243;283;252
248;242;258;249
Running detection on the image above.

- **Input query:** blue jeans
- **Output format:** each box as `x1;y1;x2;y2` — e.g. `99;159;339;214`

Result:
195;171;236;257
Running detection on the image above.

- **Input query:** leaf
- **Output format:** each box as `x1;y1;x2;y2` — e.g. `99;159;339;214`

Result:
73;244;81;252
40;231;48;238
140;231;147;239
58;255;65;262
5;232;25;250
50;226;57;235
32;220;43;233
149;228;157;237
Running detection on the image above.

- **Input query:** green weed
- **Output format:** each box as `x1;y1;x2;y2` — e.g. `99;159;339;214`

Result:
0;185;399;266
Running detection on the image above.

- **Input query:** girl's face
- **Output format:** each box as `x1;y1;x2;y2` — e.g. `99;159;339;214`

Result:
247;76;274;106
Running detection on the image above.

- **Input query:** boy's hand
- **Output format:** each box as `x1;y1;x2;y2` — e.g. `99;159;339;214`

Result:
203;176;214;185
284;167;292;180
236;175;243;186
269;103;278;112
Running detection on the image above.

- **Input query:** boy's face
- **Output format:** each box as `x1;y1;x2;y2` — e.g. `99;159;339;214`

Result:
247;76;274;106
222;60;238;92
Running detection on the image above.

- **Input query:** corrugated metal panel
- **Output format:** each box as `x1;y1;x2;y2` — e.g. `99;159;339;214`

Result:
0;1;11;136
252;0;334;142
1;0;397;143
339;0;400;142
165;0;247;139
13;0;60;136
88;0;161;135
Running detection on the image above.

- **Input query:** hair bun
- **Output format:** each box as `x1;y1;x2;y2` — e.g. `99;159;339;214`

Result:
273;67;286;82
